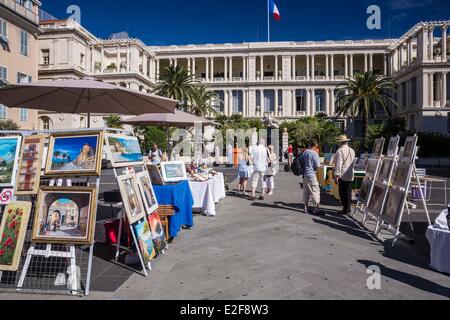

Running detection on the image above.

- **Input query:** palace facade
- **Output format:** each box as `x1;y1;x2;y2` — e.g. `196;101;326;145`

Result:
27;18;450;136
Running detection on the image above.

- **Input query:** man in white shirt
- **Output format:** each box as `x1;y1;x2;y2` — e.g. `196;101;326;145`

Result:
333;135;356;215
251;139;269;200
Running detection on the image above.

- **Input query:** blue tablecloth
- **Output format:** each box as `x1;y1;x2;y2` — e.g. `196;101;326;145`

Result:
153;180;194;238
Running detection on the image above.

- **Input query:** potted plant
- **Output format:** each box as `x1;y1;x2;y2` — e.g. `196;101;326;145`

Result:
107;62;117;71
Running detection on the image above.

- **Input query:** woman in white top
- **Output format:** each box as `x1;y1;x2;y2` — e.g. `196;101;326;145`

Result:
263;145;278;196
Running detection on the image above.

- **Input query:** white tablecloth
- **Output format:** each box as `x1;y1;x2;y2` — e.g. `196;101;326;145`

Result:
188;173;226;216
425;209;450;274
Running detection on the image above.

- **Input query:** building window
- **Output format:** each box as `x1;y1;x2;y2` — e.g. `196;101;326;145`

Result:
41;49;50;65
296;89;306;112
213;91;224;113
17;72;31;84
232;90;243;114
0;19;7;40
40;117;52;130
20;30;28;56
315;89;326;113
0;66;7;87
0;105;7;119
80;53;85;67
20;108;28;122
263;90;275;113
411;77;417;105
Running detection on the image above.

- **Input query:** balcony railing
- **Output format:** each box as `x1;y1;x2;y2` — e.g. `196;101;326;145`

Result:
296;76;306;81
0;0;39;25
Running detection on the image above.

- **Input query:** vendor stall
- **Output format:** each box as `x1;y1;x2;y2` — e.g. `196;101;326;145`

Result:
188;172;226;216
317;165;365;201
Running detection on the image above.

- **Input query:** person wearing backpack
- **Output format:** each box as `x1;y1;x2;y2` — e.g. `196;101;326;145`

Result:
333;135;356;215
301;140;322;215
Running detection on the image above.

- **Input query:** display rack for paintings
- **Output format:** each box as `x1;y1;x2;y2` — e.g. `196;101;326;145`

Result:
352;138;386;221
374;135;431;247
0;128;103;297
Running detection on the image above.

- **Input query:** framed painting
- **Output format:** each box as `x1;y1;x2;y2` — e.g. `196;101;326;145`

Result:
147;164;165;186
105;134;143;168
45;131;104;176
0;201;32;271
365;159;379;177
147;212;167;255
401;135;418;164
0;136;22;187
160;161;188;183
379;159;395;181
136;171;159;214
358;178;372;203
367;183;387;216
133;219;155;268
386;136;400;156
371;138;385;158
15;135;45;195
393;164;411;189
117;174;146;225
382;188;407;227
32;187;97;245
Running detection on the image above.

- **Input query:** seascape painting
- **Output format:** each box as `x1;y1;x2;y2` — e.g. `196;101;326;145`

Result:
160;161;187;183
46;132;103;176
105;134;143;167
0;136;22;187
32;187;97;245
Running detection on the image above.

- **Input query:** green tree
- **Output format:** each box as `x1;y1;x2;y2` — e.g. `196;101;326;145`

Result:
104;115;124;129
152;65;197;104
134;126;168;153
335;71;397;152
0;119;20;131
189;85;219;117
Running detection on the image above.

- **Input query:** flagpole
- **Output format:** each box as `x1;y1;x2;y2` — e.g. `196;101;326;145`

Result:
267;0;270;42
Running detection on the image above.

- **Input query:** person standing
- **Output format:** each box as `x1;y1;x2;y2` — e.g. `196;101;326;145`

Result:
149;144;163;165
334;135;356;215
287;144;294;168
237;147;253;196
264;145;278;196
302;140;322;215
250;139;269;201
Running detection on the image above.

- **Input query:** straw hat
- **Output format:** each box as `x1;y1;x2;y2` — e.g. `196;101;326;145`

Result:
337;134;351;143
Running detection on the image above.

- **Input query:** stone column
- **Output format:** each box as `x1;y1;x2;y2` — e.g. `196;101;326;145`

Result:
100;47;104;72
369;54;373;71
442;72;447;107
156;59;160;80
306;88;311;116
349;54;354;76
192;58;196;79
242;56;246;81
275;90;279;114
260;56;264;81
210;57;214;80
306;55;310;80
383;54;388;75
422;73;429;107
291;89;296;115
224;57;228;81
364;54;368;72
143;54;148;76
442;26;448;62
429;27;434;61
325;54;329;80
260;89;264;113
292;55;296;79
330;55;334;80
344;54;348;78
117;46;120;72
205;57;209;81
311;89;316;115
275;55;279;80
325;89;330;115
311;55;315;80
229;57;233;81
331;88;336;115
430;73;434;106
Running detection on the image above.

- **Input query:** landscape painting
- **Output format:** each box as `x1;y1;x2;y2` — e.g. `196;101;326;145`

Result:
0;136;22;187
136;171;158;214
379;159;395;181
147;212;167;255
32;187;97;245
0;201;32;271
105;134;143;168
358;178;371;203
367;183;387;216
15;135;45;195
382;189;406;227
117;174;146;225
45;132;103;176
160;161;187;183
393;164;411;189
134;219;155;268
401;136;418;164
387;136;400;156
371;139;384;158
365;159;379;177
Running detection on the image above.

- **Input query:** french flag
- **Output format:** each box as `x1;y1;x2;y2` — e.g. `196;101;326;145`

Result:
270;0;281;22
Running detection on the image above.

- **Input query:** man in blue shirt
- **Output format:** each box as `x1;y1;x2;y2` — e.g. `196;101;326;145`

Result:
302;140;322;215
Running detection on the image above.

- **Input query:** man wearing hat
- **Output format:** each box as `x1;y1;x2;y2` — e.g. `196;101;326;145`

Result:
333;135;356;215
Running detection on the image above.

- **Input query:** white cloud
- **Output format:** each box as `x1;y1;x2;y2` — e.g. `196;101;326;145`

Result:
388;0;433;10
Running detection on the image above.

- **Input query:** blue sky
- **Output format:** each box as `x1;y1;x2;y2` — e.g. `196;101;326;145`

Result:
41;0;450;45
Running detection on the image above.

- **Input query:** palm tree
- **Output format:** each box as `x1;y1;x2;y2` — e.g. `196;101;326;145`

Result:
335;71;397;152
189;85;220;117
105;115;124;129
152;65;197;104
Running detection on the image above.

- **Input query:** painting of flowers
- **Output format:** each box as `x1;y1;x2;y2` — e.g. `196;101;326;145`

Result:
133;219;155;268
0;136;22;187
0;201;32;271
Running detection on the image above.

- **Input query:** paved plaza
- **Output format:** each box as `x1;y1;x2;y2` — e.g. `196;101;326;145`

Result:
1;168;449;300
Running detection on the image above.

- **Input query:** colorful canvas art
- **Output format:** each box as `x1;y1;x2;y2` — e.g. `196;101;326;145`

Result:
160;161;188;183
32;187;97;245
382;189;406;227
45;132;103;176
147;212;167;255
136;171;158;214
0;201;32;271
133;219;155;267
15;135;45;195
367;183;387;216
0;136;22;187
117;174;146;225
105;134;143;167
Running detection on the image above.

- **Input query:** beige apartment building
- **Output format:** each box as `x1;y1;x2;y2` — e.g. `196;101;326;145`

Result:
0;0;41;130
